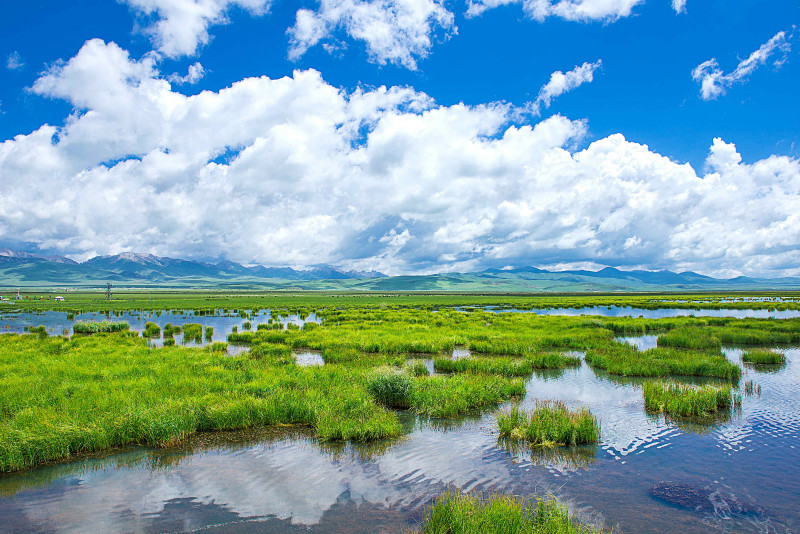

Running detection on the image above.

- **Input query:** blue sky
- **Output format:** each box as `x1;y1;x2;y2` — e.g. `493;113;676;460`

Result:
1;0;799;276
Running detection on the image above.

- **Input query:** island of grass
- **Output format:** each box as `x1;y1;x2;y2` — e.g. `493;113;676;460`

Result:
643;381;737;418
742;348;786;365
433;352;580;376
497;402;600;447
419;491;606;534
585;342;741;382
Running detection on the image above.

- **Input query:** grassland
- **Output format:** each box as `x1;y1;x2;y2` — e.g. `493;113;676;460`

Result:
1;291;797;473
419;491;606;534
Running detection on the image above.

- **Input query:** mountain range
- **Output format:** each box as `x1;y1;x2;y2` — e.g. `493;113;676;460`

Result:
2;249;800;291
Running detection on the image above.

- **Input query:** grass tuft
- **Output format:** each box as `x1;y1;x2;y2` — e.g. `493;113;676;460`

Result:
643;380;735;417
496;402;600;446
742;348;786;365
366;369;413;409
419;491;606;534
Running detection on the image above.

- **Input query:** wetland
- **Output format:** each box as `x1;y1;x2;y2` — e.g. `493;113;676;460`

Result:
0;291;798;533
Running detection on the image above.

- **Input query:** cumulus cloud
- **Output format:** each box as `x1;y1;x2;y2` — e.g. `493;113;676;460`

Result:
122;0;271;57
287;0;456;69
671;0;685;13
692;31;793;101
531;60;601;114
6;51;24;70
4;39;800;277
466;0;644;22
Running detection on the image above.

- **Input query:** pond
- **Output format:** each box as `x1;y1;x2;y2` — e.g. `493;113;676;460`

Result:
0;309;321;347
0;344;797;533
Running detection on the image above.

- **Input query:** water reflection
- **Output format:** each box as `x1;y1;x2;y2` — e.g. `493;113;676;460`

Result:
487;305;800;319
0;309;321;348
294;350;325;367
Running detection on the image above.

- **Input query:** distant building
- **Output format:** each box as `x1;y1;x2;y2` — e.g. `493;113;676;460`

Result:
54;296;64;302
15;289;22;300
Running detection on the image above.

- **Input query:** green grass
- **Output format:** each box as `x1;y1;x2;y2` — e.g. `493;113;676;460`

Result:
143;322;161;338
182;323;203;343
412;375;525;418
643;381;736;417
420;491;606;534
585;342;741;382
0;333;399;472
407;360;431;376
72;321;129;334
366;369;413;408
657;328;721;351
496;402;600;446
434;353;580;377
742;348;786;365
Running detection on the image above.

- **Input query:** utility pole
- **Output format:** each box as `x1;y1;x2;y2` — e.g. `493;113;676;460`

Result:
106;282;112;301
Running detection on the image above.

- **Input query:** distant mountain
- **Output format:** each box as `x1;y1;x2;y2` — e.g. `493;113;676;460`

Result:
0;248;77;264
0;250;386;286
1;249;799;291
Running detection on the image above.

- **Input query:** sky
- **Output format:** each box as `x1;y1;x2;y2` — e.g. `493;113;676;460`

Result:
0;0;799;277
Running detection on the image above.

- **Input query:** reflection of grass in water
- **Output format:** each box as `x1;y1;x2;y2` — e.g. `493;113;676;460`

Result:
0;425;314;497
645;409;734;434
499;438;597;470
744;379;761;397
419;491;606;533
497;402;600;447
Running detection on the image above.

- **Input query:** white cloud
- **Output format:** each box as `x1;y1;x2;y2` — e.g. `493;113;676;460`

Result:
168;61;206;84
4;39;800;277
671;0;685;13
122;0;271;57
6;51;24;70
288;0;456;69
531;60;601;114
692;31;792;101
466;0;644;22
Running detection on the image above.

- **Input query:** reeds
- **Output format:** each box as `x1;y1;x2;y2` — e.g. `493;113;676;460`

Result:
496;402;600;446
419;491;606;534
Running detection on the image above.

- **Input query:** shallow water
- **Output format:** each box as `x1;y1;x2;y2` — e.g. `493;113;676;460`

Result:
485;305;800;319
1;344;797;533
0;309;320;347
294;350;325;366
